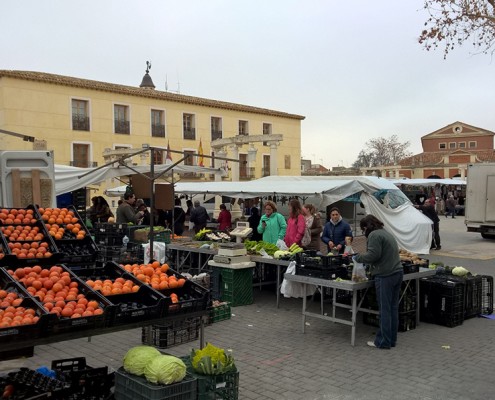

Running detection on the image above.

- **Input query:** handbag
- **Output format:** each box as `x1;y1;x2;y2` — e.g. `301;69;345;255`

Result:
301;216;312;247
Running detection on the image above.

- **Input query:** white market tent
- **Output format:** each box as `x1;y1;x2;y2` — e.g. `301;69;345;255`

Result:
389;178;466;187
107;175;434;254
54;163;226;196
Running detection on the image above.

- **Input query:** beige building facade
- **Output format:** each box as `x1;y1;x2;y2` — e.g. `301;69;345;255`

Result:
0;70;304;195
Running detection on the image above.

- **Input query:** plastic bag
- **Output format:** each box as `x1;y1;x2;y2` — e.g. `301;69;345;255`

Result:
351;260;368;282
301;226;311;247
258;248;273;259
276;239;288;251
280;261;316;298
143;242;166;264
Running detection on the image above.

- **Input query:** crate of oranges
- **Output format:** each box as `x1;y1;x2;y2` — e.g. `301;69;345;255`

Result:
6;264;112;335
0;207;60;266
0;268;54;343
69;260;167;327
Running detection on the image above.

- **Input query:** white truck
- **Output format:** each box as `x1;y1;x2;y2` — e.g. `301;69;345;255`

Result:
465;163;495;239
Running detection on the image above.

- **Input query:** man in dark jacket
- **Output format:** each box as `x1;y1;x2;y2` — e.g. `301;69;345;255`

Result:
415;199;441;250
189;200;210;234
321;207;353;254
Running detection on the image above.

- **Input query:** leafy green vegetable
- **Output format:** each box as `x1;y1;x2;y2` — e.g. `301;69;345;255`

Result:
144;355;187;384
123;346;161;376
190;343;236;375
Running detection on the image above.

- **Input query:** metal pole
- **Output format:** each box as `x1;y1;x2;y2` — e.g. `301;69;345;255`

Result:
149;148;155;261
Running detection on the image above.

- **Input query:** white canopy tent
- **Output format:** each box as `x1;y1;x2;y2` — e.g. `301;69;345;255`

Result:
106;175;434;254
54;163;227;196
389;178;466;187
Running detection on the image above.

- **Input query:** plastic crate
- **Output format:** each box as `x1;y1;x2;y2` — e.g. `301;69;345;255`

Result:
481;275;494;315
56;237;98;265
179;356;239;400
51;357;114;399
212;267;253;307
420;276;465;327
209;302;231;323
114;367;197;400
154;230;171;244
141;317;201;349
295;251;343;268
362;310;417;332
295;265;348;280
97;245;124;263
446;275;483;319
119;242;145;265
402;262;420;274
93;222;128;246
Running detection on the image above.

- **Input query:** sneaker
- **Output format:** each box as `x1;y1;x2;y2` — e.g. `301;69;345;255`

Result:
436;246;442;250
367;341;376;348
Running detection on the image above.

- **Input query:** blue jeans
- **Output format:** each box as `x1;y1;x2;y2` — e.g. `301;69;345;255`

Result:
374;271;404;348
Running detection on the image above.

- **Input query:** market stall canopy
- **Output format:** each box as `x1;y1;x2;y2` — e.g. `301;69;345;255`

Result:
106;175;433;254
389;178;466;187
54;163;226;196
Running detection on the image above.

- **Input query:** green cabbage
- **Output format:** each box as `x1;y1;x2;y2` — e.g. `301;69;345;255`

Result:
144;355;186;384
123;346;161;376
452;266;469;277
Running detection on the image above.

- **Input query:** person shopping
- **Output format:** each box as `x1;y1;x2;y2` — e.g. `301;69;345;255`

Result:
284;198;306;248
302;203;322;251
189;200;210;234
415;198;441;250
217;203;232;231
321;207;353;254
353;215;403;349
257;200;287;244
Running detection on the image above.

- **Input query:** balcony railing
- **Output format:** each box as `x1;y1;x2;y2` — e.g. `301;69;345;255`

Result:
240;167;255;181
238;131;249;136
211;130;222;141
115;120;130;134
72;115;90;131
183;128;196;140
151;124;165;137
70;161;98;168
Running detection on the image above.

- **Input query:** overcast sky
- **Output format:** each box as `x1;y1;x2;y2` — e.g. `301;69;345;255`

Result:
2;0;494;168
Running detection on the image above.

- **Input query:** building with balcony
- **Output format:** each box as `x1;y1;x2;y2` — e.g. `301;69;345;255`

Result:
0;70;305;194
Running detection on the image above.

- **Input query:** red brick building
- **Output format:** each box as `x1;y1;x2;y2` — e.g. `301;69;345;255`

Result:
378;121;495;178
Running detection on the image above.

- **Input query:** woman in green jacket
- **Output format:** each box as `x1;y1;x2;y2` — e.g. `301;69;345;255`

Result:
257;200;287;244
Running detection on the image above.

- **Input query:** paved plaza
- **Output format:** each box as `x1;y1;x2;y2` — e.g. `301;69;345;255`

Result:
2;217;495;399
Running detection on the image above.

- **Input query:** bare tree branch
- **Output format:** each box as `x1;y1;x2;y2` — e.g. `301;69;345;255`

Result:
419;0;495;58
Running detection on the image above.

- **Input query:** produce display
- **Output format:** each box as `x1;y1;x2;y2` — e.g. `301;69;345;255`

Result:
123;345;187;384
194;228;231;241
190;342;236;375
399;249;428;265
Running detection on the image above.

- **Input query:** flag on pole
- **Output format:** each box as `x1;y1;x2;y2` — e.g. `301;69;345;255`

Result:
165;140;172;163
198;139;204;167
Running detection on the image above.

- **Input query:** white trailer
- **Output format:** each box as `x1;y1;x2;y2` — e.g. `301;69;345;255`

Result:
465;163;495;239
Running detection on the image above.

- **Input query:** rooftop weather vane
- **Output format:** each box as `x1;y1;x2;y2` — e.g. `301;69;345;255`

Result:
146;61;151;74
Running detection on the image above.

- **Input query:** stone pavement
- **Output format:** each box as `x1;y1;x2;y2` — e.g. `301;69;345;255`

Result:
6;285;494;400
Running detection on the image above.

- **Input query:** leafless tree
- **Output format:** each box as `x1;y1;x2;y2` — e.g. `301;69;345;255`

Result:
352;135;412;168
419;0;495;58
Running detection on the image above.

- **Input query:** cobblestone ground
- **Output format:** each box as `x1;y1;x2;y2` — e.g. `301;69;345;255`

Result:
13;287;495;400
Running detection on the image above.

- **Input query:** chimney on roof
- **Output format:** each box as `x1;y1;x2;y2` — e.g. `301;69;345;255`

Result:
140;61;155;89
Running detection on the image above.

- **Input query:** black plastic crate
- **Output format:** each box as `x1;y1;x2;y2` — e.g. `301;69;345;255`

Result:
51;357;114;399
420;276;465;327
119;242;145;265
481;275;494;315
446;275;483;319
114;367;197;400
105;283;167;326
97;245;124;263
57;237;98;265
161;269;210;315
93;223;128;246
362;310;417;332
402;262;420;274
296;251;343;268
142;317;201;349
295;265;348;280
8;367;70;395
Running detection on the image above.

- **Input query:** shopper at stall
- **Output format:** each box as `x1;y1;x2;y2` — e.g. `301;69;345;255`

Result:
190;200;210;234
257;200;287;244
321;207;353;254
86;196;99;225
116;193;144;224
302;203;322;251
173;198;186;235
415;199;441;250
248;207;262;241
353;214;403;349
95;196;114;223
445;195;457;218
284;198;306;248
217;203;232;231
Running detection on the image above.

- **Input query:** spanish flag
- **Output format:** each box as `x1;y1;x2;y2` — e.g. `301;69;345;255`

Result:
198;139;204;167
165;140;172;163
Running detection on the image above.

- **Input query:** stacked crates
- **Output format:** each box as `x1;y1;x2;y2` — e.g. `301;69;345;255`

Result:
141;317;201;349
419;276;465;327
211;267;253;307
481;275;494;315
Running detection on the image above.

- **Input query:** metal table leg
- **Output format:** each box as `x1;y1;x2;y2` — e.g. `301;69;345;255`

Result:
302;283;307;333
276;264;281;308
351;290;357;346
